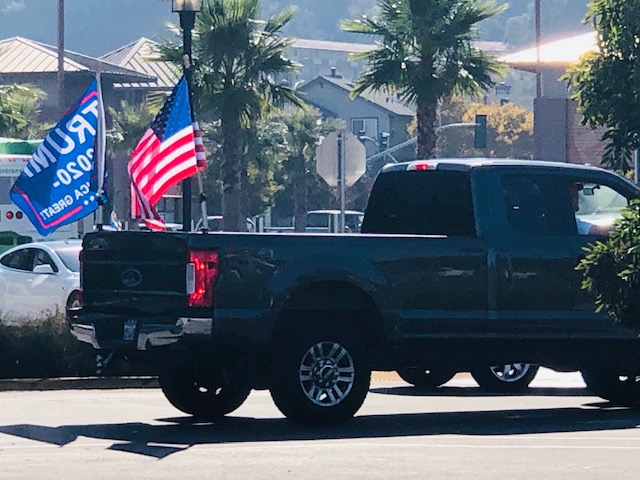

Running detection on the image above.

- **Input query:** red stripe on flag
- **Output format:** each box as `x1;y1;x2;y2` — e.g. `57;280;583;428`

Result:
193;121;207;170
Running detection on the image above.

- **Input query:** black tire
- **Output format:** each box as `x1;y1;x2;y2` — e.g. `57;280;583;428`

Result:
66;290;81;310
270;322;371;426
65;290;81;322
396;367;456;388
581;368;640;406
470;363;539;393
159;362;251;419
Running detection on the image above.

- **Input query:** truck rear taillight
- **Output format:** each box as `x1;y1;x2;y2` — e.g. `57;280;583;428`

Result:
406;162;434;171
187;250;220;307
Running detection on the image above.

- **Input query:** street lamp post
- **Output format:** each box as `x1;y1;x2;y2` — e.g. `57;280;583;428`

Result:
172;0;201;231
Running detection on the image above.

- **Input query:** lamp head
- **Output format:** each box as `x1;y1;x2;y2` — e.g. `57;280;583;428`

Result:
172;0;201;12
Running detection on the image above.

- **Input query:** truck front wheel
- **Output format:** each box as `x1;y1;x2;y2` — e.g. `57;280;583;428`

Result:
581;368;640;406
270;323;371;426
159;363;251;419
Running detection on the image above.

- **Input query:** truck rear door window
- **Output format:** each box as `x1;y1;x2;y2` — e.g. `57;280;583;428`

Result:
361;170;475;236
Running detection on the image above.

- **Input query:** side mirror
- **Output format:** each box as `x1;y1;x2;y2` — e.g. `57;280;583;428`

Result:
33;264;55;275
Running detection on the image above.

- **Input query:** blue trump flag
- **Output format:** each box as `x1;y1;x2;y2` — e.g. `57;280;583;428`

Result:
10;80;104;236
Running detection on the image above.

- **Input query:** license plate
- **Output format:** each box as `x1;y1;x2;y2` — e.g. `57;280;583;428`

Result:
123;319;137;341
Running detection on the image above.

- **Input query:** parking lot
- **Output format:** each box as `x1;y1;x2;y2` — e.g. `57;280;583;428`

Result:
1;370;640;479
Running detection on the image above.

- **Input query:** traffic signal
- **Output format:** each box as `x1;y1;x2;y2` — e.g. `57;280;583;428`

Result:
474;114;487;149
379;132;390;150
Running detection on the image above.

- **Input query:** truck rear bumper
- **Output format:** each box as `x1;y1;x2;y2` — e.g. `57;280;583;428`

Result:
69;312;212;351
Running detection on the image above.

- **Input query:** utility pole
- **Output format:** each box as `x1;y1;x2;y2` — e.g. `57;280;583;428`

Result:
57;0;65;115
535;0;542;99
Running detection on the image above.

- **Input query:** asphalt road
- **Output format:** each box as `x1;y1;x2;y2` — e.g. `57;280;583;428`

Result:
1;370;640;479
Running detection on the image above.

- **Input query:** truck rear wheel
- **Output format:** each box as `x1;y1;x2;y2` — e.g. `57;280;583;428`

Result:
396;367;456;388
159;363;251;419
470;363;539;393
270;322;371;426
581;368;640;406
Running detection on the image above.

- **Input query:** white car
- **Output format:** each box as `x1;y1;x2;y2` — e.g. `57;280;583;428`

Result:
0;239;81;321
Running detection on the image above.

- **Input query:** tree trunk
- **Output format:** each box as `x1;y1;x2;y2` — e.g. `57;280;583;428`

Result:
292;152;307;232
221;116;244;231
240;143;250;228
416;97;437;159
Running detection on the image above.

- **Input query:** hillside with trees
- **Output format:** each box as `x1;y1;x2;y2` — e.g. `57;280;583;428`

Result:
0;0;592;57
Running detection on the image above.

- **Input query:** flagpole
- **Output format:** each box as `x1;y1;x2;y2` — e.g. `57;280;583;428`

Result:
180;12;208;231
173;0;207;232
194;124;209;231
95;68;106;231
178;6;195;231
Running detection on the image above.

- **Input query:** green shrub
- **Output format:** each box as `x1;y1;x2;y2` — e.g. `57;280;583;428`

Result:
577;199;640;326
0;314;98;378
0;314;156;379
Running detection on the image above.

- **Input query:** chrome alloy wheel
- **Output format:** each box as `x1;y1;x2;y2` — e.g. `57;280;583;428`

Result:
489;363;533;383
299;341;355;406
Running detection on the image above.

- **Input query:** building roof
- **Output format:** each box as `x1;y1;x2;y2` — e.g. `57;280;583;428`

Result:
301;75;416;117
100;37;179;90
291;38;509;56
475;41;511;56
499;31;596;72
290;38;376;53
0;36;154;83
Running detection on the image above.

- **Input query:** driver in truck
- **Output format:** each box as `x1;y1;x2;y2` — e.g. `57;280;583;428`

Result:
569;181;611;236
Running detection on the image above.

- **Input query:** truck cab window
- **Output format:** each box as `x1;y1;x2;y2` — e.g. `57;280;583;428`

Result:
361;170;476;236
569;180;628;235
501;173;612;237
502;176;549;234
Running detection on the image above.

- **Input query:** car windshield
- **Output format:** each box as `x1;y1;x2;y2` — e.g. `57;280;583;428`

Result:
54;245;81;272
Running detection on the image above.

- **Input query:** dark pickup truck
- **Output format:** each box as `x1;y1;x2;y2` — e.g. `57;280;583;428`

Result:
70;158;640;426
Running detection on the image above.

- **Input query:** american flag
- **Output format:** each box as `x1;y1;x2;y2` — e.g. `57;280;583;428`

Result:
129;75;198;230
193;120;207;170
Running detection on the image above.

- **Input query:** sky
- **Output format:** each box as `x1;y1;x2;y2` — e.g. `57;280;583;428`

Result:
0;0;176;56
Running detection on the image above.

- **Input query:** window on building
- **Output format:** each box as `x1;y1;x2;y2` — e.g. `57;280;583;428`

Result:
351;118;378;139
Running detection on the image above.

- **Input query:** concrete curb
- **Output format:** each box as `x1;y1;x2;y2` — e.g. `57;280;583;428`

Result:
0;372;413;391
0;376;160;391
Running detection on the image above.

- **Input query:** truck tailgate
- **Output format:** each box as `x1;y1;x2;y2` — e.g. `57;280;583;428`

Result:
82;231;189;314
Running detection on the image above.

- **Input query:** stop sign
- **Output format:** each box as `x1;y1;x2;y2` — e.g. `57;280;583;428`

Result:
315;130;366;187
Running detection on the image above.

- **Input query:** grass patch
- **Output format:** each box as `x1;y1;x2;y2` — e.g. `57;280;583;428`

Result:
0;314;154;379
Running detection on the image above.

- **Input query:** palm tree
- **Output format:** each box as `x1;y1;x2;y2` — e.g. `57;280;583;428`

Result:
341;0;506;159
280;109;344;232
0;84;47;138
106;100;158;223
159;0;304;231
106;100;157;156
